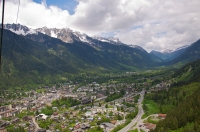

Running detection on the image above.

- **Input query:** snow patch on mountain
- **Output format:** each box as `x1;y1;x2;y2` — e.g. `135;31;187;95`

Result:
50;30;57;38
160;45;189;54
129;45;146;52
175;45;189;51
73;31;90;43
160;49;174;54
92;36;123;44
4;24;146;52
4;24;37;35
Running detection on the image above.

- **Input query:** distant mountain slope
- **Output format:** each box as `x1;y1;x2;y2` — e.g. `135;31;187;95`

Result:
5;23;161;68
1;30;82;73
4;23;124;45
25;32;159;69
173;59;200;83
169;39;200;64
150;45;189;61
151;59;200;132
0;27;163;87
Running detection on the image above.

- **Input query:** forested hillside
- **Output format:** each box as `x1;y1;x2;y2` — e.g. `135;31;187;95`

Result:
152;87;200;132
147;59;200;132
169;39;200;65
173;59;200;83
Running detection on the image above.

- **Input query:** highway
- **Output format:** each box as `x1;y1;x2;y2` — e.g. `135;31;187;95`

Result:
119;90;145;132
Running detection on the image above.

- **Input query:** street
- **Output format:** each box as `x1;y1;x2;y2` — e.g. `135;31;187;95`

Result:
119;90;145;132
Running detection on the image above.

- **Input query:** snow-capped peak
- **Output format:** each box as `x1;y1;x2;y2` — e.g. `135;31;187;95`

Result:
160;45;189;54
4;23;37;35
4;23;125;46
72;31;90;43
92;36;123;45
35;27;75;43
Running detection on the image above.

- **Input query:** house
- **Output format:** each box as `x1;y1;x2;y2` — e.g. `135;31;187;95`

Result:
146;124;156;130
144;123;156;130
65;94;78;98
0;120;9;128
64;112;69;117
74;124;80;129
0;127;6;132
80;123;90;130
110;120;117;125
22;116;32;122
52;107;58;111
158;114;166;119
11;118;20;124
0;106;8;112
100;122;114;131
81;97;91;104
0;109;19;119
36;114;48;120
53;112;58;116
52;116;60;122
85;111;92;117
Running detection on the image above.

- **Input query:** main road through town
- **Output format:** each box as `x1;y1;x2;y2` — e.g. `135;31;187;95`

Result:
119;90;145;132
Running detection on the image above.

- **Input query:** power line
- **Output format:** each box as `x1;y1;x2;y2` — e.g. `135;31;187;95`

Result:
0;0;5;71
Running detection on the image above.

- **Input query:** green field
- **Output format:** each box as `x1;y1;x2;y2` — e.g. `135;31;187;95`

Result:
142;99;160;119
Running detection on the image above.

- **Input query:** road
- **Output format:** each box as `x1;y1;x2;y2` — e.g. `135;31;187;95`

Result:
31;116;41;132
119;90;145;132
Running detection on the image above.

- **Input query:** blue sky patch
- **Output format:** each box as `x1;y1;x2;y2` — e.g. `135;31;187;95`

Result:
33;0;78;15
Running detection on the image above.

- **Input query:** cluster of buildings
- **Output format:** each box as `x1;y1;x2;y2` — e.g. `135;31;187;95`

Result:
0;81;141;132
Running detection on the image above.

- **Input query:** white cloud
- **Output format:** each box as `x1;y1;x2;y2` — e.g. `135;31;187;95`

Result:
4;0;70;28
2;0;200;52
116;0;200;52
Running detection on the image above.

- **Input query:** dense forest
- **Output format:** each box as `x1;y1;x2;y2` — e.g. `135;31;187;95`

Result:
151;87;200;132
148;59;200;131
51;97;80;108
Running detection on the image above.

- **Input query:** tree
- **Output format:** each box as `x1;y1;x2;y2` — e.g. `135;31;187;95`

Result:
159;105;163;113
109;111;113;116
105;104;108;108
35;110;39;116
121;106;124;112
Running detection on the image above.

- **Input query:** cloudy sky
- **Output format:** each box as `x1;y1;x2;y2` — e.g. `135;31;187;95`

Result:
2;0;200;52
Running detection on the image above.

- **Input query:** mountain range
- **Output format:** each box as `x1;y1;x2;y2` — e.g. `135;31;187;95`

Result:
1;23;200;86
150;45;189;61
4;24;124;45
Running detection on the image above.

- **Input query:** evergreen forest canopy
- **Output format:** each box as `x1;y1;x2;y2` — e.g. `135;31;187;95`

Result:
148;59;200;132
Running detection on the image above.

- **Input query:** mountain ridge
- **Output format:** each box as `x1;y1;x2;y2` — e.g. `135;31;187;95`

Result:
0;27;161;87
150;45;189;61
0;24;200;87
4;23;127;47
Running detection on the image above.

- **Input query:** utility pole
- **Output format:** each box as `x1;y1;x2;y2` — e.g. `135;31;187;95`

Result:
0;0;5;70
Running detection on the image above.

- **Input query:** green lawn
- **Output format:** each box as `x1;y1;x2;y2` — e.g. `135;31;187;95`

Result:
142;99;160;119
